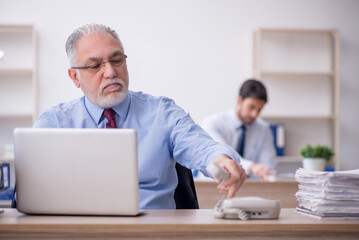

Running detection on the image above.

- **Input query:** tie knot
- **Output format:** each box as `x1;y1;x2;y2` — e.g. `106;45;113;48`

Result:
103;109;117;128
103;109;115;120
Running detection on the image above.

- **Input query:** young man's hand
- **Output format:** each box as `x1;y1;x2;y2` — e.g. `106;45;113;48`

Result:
250;163;272;181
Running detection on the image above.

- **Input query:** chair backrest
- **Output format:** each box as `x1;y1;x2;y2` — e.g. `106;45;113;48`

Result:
174;163;199;209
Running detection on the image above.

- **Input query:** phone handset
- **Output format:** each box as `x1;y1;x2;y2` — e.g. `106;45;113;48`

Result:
206;162;281;220
206;161;230;184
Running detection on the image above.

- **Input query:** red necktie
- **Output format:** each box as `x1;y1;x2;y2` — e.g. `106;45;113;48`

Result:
103;109;117;128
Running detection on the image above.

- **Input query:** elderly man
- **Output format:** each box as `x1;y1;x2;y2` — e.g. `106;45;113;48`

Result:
33;23;246;209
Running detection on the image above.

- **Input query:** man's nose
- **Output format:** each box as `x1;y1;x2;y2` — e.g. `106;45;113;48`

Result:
251;109;259;118
102;61;117;78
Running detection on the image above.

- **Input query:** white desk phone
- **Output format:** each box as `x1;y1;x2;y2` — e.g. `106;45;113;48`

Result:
206;162;281;220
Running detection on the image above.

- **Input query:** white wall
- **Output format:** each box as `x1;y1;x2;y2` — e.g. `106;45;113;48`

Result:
1;0;358;170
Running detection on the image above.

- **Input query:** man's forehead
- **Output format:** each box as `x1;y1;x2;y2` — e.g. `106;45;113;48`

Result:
243;97;266;106
77;33;123;58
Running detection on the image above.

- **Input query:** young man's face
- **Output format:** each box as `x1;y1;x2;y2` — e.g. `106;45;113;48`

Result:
236;96;266;125
68;33;129;108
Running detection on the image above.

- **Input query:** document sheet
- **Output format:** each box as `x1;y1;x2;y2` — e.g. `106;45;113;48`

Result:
295;168;359;219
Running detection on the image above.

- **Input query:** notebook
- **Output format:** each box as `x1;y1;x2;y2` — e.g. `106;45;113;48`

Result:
13;128;140;216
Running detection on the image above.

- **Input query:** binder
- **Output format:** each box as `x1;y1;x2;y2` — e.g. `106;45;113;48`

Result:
0;162;12;201
270;124;285;156
0;162;10;190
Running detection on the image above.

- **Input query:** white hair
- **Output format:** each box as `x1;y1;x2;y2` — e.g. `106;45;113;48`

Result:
65;23;124;66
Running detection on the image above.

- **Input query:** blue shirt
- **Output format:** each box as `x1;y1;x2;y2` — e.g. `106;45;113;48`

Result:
201;110;276;176
34;91;240;209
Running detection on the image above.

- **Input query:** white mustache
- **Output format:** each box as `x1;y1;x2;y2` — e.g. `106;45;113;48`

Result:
100;78;125;92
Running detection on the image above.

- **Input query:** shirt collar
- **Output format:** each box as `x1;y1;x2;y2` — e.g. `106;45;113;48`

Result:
84;91;131;125
229;110;244;130
112;91;131;121
85;97;103;124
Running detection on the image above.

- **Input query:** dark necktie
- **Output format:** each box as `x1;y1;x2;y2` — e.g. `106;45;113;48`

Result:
236;125;246;156
103;109;117;128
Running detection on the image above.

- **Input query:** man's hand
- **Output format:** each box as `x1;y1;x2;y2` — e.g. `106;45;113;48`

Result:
249;163;272;181
213;154;247;198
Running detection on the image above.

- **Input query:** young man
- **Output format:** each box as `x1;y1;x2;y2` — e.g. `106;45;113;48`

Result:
33;23;246;209
202;79;276;181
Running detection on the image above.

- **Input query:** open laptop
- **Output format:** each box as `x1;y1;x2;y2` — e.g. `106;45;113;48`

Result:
13;128;140;216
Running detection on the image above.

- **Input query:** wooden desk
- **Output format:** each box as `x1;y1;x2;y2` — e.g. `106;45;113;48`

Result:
195;180;299;209
0;209;359;239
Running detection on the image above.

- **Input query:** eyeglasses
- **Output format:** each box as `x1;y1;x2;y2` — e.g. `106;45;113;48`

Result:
71;54;127;73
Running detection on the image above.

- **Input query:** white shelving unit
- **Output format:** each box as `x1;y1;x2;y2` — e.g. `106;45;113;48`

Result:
253;29;340;172
0;25;36;197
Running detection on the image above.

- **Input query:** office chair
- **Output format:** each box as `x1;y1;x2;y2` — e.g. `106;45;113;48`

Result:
174;163;199;209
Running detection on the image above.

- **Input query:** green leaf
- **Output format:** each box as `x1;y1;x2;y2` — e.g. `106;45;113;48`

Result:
299;144;334;162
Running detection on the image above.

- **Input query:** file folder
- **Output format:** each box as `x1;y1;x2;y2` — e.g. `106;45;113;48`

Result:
270;124;285;156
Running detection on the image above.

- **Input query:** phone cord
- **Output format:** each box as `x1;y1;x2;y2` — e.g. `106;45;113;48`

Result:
213;194;250;220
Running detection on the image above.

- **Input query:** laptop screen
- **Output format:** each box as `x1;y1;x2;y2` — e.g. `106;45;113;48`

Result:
14;128;139;216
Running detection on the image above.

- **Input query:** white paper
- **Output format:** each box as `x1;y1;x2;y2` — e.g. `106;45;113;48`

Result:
294;168;359;219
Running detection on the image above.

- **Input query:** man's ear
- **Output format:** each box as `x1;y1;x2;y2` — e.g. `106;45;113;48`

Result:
68;68;81;88
237;96;243;106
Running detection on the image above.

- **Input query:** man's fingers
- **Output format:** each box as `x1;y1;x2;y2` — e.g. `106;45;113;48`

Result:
238;170;247;188
227;186;236;199
213;154;247;199
220;161;241;187
217;186;228;195
213;177;222;184
217;164;247;199
253;164;272;181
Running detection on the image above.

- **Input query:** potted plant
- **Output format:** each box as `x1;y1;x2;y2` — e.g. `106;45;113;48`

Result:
299;144;334;171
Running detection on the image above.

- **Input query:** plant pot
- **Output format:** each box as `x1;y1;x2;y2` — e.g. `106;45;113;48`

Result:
302;158;326;171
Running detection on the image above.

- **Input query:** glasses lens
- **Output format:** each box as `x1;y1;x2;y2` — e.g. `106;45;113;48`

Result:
110;56;125;68
74;55;127;73
88;64;102;73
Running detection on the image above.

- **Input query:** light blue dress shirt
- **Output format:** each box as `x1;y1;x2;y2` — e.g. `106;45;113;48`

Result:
201;110;276;176
34;91;240;209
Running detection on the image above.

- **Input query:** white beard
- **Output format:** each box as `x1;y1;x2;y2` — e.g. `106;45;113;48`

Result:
96;78;128;108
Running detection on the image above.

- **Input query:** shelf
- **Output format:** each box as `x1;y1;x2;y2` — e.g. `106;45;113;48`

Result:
0;25;35;70
259;71;335;78
0;68;33;76
261;114;335;120
258;28;337;35
0;24;33;32
0;24;36;158
253;28;339;171
0;200;12;208
0;156;14;162
276;156;302;163
256;29;335;74
0;113;33;119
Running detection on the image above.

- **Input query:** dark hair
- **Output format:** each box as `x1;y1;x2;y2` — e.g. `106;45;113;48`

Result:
239;79;267;102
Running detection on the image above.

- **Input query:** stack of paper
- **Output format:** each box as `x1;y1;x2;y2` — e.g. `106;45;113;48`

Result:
295;168;359;219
